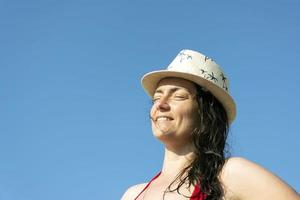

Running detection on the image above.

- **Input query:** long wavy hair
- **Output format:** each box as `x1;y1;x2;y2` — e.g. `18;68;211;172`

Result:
163;84;230;200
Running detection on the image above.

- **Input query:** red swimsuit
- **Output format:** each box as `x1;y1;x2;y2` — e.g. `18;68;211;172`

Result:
134;172;206;200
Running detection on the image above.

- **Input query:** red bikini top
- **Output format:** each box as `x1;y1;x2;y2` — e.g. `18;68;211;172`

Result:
134;172;206;200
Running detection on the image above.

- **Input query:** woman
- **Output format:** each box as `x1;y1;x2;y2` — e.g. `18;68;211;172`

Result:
121;50;299;200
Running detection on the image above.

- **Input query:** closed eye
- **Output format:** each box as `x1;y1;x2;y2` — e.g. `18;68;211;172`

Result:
173;93;189;100
152;97;161;104
174;95;186;99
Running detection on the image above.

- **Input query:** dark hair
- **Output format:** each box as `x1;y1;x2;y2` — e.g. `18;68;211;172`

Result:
164;85;229;200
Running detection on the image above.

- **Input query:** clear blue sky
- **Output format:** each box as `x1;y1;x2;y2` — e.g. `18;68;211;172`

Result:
0;0;299;199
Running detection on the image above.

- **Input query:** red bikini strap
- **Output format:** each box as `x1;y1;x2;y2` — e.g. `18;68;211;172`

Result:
134;172;161;200
190;185;207;200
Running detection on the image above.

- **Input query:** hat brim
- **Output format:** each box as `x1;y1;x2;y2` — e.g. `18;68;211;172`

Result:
141;70;236;123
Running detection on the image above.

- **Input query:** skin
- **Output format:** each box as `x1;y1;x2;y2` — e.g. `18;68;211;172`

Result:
150;78;199;151
121;78;300;200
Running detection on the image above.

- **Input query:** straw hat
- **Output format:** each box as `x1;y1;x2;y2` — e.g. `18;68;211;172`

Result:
141;49;236;123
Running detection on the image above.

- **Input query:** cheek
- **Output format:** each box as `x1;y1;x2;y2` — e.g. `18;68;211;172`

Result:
179;105;199;126
150;105;155;119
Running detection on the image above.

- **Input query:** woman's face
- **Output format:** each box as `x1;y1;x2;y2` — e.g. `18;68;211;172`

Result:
150;78;200;146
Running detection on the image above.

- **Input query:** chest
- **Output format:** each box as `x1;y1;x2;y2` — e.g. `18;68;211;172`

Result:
136;181;197;200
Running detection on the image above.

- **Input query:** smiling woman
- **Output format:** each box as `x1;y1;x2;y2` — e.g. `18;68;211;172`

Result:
150;78;199;145
121;50;299;200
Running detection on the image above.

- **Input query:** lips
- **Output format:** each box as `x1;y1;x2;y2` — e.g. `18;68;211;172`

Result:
155;116;174;121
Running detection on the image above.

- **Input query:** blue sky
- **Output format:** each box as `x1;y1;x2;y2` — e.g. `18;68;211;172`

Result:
0;0;299;199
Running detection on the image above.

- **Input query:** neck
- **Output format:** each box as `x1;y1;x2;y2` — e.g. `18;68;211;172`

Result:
161;144;195;177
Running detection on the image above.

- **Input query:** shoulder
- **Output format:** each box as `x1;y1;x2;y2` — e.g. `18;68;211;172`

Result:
121;183;147;200
220;157;299;200
221;157;263;177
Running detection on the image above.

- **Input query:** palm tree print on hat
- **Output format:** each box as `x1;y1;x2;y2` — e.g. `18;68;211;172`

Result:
178;51;193;62
208;72;218;83
200;68;209;79
220;73;228;91
200;69;208;74
204;56;214;62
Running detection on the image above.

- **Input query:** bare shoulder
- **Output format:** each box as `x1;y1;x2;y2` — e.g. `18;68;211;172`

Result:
220;157;299;200
121;183;147;200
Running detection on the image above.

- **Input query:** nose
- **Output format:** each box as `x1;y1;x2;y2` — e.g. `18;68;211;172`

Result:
155;97;170;111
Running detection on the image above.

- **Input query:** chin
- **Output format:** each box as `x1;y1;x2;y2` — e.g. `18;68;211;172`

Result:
152;129;175;140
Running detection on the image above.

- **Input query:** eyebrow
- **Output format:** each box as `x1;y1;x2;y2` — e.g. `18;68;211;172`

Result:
154;87;185;95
